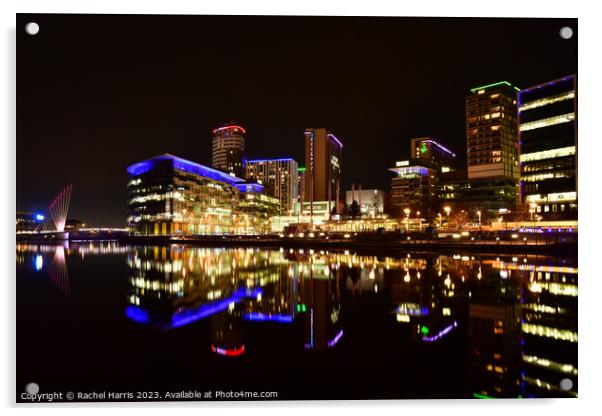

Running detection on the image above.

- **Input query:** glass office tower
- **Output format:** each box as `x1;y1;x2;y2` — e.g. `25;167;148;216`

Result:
518;75;577;220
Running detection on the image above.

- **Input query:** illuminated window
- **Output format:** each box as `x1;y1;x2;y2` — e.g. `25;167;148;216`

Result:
520;146;575;162
520;113;575;132
519;90;575;111
491;125;500;131
491;93;500;99
548;191;577;202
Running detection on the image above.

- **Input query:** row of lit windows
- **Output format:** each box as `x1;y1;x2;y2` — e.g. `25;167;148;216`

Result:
524;191;577;203
519;90;575;112
521;170;574;182
520;146;575;162
522;323;577;342
522;159;574;173
519;112;575;132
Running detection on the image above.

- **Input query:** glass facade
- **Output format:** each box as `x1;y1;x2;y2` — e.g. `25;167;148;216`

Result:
127;154;278;235
236;183;281;235
519;75;577;220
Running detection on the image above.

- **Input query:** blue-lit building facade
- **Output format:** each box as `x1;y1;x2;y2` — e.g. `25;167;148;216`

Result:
126;154;279;235
518;75;577;220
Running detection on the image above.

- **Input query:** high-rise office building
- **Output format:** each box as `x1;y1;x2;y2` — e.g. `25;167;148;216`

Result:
466;81;520;180
518;75;577;220
245;158;299;214
211;123;246;178
465;81;520;213
304;128;343;216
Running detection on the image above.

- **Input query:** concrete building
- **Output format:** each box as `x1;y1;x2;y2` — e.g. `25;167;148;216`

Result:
465;81;521;214
304;128;343;217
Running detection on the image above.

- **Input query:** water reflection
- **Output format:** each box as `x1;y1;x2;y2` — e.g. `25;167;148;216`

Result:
16;242;130;296
16;242;578;398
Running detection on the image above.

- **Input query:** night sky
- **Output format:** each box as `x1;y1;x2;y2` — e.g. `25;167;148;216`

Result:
16;14;577;226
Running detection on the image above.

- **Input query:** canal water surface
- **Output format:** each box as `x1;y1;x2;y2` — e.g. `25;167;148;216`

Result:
16;242;577;401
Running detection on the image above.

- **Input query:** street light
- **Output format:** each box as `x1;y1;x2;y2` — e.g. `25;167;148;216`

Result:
477;210;481;229
443;206;451;216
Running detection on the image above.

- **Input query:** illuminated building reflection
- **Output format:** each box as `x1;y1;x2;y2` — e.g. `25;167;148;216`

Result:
16;243;578;396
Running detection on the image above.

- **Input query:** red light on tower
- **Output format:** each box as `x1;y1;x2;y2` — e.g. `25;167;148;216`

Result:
212;125;247;135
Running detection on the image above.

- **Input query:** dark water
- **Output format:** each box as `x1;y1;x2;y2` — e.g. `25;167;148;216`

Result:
16;242;578;401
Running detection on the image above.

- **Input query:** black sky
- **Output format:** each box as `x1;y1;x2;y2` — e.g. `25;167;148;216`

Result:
16;14;577;226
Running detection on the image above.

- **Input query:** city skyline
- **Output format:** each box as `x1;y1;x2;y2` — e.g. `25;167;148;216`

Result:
17;14;577;226
15;12;580;404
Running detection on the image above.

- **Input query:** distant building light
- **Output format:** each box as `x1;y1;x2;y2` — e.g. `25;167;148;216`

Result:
34;254;43;271
396;160;410;167
35;213;45;221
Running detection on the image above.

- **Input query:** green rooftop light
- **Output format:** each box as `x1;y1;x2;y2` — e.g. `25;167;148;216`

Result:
420;325;430;335
298;166;307;173
470;80;520;93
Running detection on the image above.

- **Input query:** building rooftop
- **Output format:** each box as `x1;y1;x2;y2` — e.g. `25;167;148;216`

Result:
246;157;295;163
126;153;245;186
469;80;520;93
